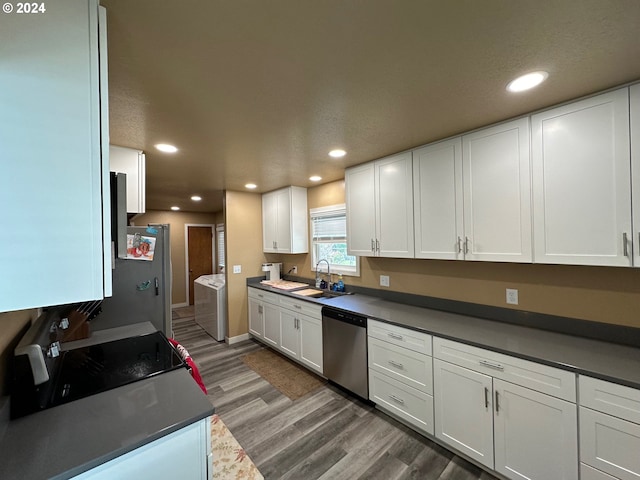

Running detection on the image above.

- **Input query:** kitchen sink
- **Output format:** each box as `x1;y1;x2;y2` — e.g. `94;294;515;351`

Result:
291;288;354;299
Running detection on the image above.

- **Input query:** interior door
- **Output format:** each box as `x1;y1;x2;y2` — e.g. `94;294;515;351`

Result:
188;226;213;305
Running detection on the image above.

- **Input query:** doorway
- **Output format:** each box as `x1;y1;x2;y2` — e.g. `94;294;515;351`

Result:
186;225;214;305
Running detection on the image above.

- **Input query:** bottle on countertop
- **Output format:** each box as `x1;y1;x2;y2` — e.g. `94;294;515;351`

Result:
336;274;345;292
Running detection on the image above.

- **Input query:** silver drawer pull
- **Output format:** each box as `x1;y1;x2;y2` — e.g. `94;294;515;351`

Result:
388;360;404;369
387;332;403;340
484;387;489;409
258;294;264;298
479;360;504;371
389;394;405;405
294;305;302;309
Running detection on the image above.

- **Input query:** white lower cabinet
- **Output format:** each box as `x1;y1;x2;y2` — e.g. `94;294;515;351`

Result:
581;464;620;480
247;287;323;375
72;417;211;480
579;375;640;480
433;338;578;480
368;320;434;435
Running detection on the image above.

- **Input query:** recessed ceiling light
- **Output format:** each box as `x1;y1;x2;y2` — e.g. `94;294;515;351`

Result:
155;143;178;153
245;183;257;189
170;206;180;211
191;195;202;201
506;71;549;93
309;176;322;182
329;149;346;158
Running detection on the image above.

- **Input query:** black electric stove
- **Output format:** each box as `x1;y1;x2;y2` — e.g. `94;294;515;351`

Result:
11;331;185;419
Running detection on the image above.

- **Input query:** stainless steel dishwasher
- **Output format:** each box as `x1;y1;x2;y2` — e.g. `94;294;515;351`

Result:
322;306;368;399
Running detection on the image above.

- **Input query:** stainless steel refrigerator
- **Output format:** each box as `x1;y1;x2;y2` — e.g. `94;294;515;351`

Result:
95;225;172;336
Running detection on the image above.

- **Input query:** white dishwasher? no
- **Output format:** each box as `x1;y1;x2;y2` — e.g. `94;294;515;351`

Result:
194;274;227;341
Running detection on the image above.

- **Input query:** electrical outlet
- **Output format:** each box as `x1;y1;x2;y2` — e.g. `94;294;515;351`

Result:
380;275;390;287
506;288;518;305
292;266;298;274
233;265;241;274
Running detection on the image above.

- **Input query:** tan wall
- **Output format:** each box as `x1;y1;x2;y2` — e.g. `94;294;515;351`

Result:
276;180;640;329
225;191;266;338
132;210;220;305
0;309;37;396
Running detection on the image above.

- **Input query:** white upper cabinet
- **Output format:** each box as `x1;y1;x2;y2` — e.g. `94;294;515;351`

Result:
0;0;110;312
346;152;414;258
532;88;632;266
110;145;146;214
462;118;532;262
631;84;640;268
262;186;308;254
413;138;464;260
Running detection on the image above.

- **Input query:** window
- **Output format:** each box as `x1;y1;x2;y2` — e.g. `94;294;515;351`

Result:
310;204;359;276
216;224;225;273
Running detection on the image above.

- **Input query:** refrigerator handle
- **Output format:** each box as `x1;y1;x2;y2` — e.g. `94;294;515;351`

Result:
155;277;159;296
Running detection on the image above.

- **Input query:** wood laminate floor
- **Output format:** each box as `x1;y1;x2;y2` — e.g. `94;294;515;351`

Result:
173;307;498;480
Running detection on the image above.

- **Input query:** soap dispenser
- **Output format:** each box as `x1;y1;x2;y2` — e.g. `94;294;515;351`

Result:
337;274;345;292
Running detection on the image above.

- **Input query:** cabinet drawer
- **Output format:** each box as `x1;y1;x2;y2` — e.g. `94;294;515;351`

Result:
580;464;619;480
579;375;640;424
369;369;434;435
279;296;322;319
433;337;576;402
248;287;279;305
368;337;433;394
580;406;640;480
368;319;432;355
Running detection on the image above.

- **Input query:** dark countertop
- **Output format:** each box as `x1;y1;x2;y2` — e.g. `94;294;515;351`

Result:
0;326;214;480
248;281;640;389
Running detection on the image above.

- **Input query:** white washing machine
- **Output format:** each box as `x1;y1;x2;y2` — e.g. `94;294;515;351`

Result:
194;274;227;341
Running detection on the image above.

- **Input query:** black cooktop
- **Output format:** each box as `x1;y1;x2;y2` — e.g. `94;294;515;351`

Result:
11;332;185;419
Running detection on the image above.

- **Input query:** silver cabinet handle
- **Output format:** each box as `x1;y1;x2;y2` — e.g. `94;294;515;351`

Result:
495;390;500;413
375;239;380;255
387;332;403;340
258;294;264;298
388;360;404;369
457;236;462;253
389;394;405;405
464;236;469;254
371;238;375;253
258;305;263;314
294;304;302;309
623;232;629;257
484;387;489;409
479;360;504;371
294;318;299;329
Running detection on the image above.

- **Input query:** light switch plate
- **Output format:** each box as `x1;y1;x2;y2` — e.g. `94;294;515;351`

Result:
380;275;390;287
233;265;241;274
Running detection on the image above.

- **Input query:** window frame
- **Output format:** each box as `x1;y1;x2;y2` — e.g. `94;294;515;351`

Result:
309;204;360;277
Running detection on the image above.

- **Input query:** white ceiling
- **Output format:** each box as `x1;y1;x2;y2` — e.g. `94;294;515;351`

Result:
100;0;640;213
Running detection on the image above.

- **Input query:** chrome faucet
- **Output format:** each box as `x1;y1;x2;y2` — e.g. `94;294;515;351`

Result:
315;259;330;289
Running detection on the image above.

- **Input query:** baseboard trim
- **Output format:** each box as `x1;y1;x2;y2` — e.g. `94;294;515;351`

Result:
171;302;189;309
227;333;250;345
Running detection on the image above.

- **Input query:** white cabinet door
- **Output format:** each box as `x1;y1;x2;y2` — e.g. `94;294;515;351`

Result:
298;314;322;374
71;418;210;480
248;297;264;338
413;138;464;260
580;407;640;480
279;310;300;359
346;162;377;256
376;152;414;258
462;118;532;262
493;379;578;480
433;359;494;469
532;88;631;266
274;187;292;252
262;192;279;252
631;84;640;267
0;0;110;312
262;302;280;348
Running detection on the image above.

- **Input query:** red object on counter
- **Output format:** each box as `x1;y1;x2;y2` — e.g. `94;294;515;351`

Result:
167;337;207;394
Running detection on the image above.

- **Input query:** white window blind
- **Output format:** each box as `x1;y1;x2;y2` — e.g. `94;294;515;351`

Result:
310;204;359;276
216;224;225;270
